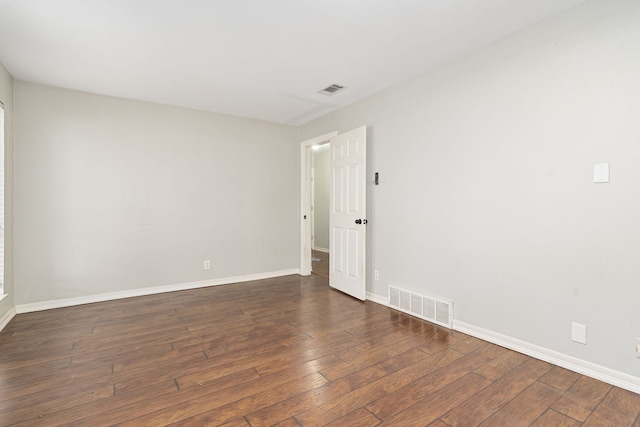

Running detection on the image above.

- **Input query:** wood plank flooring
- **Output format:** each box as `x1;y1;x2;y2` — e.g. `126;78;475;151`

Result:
311;250;329;279
1;274;639;426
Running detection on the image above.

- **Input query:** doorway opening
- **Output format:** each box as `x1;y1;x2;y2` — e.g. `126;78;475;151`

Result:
311;143;330;279
300;131;337;277
300;126;367;300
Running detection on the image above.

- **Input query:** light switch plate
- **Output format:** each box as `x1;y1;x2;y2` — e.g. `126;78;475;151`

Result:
594;163;609;183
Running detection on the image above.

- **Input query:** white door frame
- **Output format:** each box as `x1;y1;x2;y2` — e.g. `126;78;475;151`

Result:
300;131;338;275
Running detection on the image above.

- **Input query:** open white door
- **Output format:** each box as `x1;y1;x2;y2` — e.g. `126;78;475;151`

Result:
330;126;366;300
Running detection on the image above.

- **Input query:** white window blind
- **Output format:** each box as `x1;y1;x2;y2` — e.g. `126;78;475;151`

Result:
0;102;4;295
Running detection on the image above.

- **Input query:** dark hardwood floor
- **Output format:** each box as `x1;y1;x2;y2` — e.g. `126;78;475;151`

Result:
311;250;329;279
1;274;639;426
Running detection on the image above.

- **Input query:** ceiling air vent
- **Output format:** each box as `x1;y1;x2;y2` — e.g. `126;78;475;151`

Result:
318;84;345;96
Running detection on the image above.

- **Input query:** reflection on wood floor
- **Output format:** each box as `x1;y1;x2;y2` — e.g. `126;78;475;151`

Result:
311;249;329;279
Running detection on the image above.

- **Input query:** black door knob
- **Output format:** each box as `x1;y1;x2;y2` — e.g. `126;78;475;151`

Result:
355;219;362;224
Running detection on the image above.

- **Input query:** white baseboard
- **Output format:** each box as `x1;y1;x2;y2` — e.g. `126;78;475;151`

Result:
312;247;329;253
366;291;388;306
365;292;640;394
15;269;301;314
0;307;16;332
453;321;640;394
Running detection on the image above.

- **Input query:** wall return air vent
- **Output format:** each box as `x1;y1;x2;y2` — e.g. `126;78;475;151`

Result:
318;84;345;96
389;285;453;328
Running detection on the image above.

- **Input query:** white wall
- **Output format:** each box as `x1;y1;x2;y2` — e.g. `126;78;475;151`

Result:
14;82;298;305
312;147;329;250
0;60;14;322
299;0;640;381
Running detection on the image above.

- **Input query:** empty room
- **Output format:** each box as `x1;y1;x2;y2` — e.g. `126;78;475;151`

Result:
1;0;640;425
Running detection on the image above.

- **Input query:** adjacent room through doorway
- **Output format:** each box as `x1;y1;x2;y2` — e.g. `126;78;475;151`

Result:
311;143;329;279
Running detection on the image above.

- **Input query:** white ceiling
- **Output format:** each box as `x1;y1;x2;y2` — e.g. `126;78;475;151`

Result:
0;0;589;125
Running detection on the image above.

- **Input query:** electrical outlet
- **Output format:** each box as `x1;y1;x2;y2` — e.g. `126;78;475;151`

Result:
374;270;380;280
571;322;587;345
636;338;640;358
203;260;211;270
